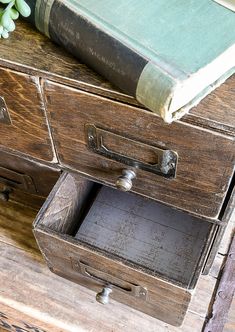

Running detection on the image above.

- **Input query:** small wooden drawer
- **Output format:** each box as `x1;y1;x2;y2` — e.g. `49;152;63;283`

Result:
34;172;217;326
0;67;54;161
44;80;235;219
0;150;60;208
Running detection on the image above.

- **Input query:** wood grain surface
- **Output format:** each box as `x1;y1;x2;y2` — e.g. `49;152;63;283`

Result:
0;149;60;197
33;173;194;326
204;233;235;332
75;185;212;286
44;81;235;219
0;67;54;162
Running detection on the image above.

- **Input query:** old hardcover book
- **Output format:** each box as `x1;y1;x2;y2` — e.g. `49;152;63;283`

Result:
26;0;235;122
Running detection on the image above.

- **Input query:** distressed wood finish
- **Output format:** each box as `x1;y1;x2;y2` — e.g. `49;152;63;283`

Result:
0;21;233;219
44;81;235;219
0;150;60;197
33;172;220;326
204;233;235;332
0;150;60;209
0;67;55;162
0;199;207;332
74;186;213;287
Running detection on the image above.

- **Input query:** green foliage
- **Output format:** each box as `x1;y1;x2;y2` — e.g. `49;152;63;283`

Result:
0;0;31;38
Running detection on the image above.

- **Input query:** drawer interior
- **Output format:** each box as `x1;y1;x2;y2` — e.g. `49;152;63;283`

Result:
36;173;213;289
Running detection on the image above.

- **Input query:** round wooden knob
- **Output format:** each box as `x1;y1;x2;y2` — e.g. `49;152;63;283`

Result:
96;286;112;305
116;169;136;192
0;190;9;202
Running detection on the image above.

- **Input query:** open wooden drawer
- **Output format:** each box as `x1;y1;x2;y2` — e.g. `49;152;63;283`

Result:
33;172;216;326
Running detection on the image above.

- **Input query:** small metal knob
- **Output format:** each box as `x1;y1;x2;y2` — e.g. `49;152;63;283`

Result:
116;169;136;192
96;286;112;305
0;190;10;202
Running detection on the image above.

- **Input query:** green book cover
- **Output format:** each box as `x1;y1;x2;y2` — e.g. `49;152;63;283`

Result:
27;0;235;122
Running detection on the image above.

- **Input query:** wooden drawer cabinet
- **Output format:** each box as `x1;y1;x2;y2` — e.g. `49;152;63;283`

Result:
34;172;218;326
0;67;54;162
0;21;234;327
44;80;235;219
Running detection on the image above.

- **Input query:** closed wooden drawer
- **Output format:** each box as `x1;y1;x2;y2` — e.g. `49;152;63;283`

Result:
0;67;54;161
33;172;217;326
44;80;235;219
0;150;60;208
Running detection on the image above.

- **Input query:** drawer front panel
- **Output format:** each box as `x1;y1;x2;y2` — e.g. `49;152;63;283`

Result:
0;182;45;209
0;150;60;198
0;67;54;161
34;229;191;327
44;81;235;218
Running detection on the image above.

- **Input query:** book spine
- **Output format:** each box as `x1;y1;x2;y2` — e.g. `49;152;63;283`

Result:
26;0;176;122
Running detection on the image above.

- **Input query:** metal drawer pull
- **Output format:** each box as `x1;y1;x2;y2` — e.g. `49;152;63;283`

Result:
96;286;112;305
86;124;177;178
71;259;148;300
0;188;11;201
116;169;136;191
0;96;11;125
0;166;36;193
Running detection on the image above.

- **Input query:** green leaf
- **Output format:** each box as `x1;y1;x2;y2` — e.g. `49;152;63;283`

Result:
1;28;9;38
15;0;31;17
0;0;31;39
9;8;19;19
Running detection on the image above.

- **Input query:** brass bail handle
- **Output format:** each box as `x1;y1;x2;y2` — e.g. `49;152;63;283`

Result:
116;169;136;192
96;286;113;305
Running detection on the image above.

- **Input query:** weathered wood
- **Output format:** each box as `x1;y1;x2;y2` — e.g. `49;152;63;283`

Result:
0;149;60;197
0;67;55;162
37;172;96;234
0;185;232;332
0;303;58;332
0;242;204;332
204;233;235;332
44;81;235;219
75;185;213;287
0;200;39;252
0;197;231;332
0;149;60;209
183;75;235;136
224;297;235;332
33;172;222;326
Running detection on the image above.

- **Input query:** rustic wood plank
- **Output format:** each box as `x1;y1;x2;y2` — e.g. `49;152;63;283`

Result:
224;298;235;332
75;185;212;287
204;233;235;332
0;303;61;332
219;209;235;255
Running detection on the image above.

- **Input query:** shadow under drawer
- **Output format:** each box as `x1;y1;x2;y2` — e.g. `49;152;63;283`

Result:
33;172;215;326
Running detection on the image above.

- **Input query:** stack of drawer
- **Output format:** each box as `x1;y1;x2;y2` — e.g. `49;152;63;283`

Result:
0;21;234;326
33;81;234;325
0;67;60;208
